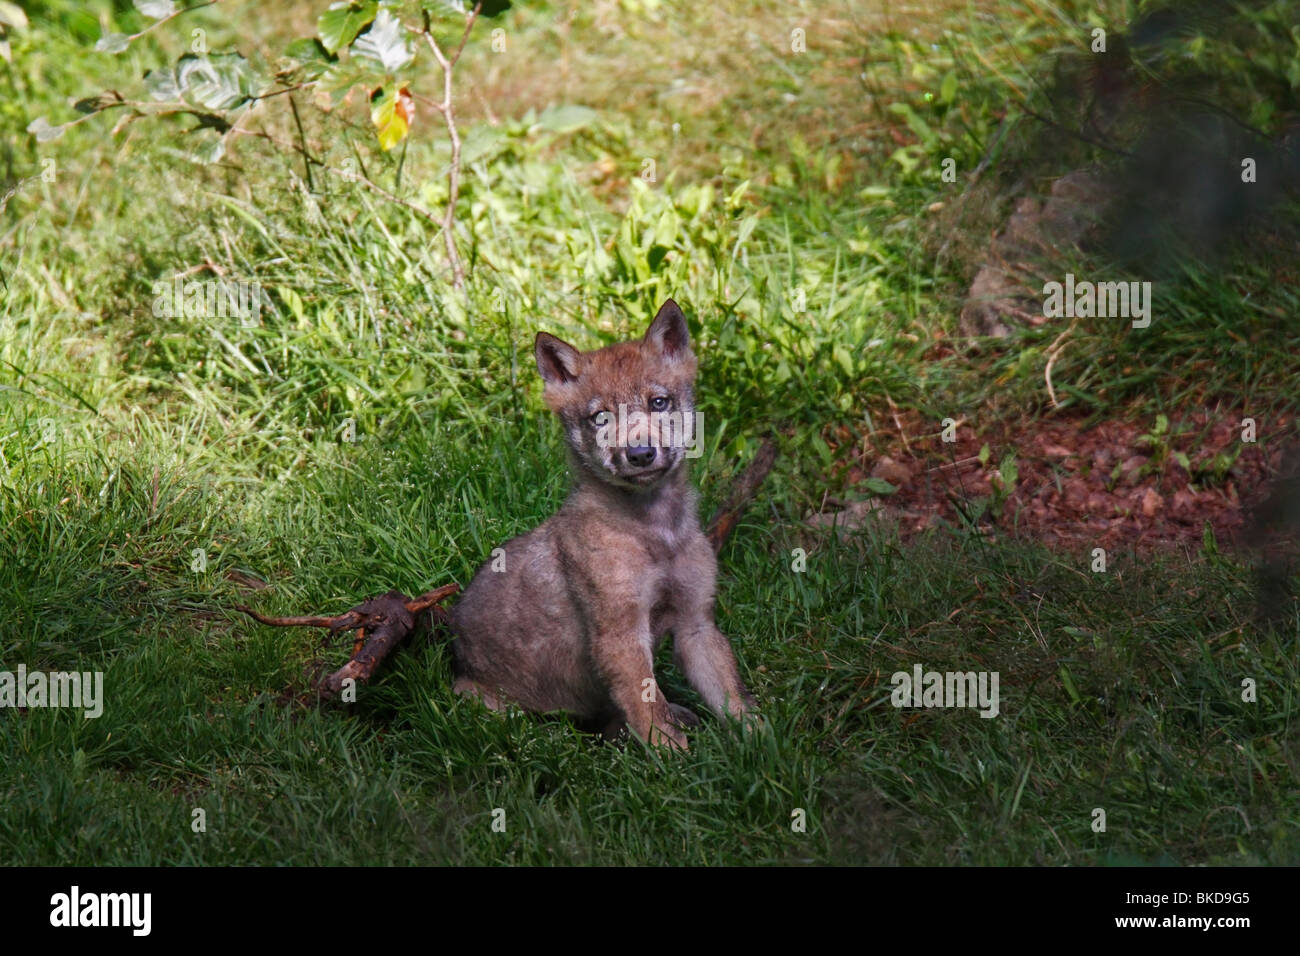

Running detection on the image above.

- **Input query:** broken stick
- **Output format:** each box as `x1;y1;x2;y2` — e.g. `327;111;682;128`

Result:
705;438;778;553
236;584;459;698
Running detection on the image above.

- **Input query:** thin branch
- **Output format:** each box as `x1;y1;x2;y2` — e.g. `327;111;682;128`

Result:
236;606;360;630
237;585;461;699
287;93;313;191
330;161;442;228
417;1;483;290
1043;319;1077;410
120;0;220;45
423;30;463;288
450;2;483;67
251;82;312;102
705;438;778;553
1017;102;1133;158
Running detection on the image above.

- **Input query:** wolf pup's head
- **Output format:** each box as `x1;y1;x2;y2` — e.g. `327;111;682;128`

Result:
535;299;700;491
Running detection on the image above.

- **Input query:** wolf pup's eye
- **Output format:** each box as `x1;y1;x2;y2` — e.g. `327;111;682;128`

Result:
590;410;611;427
649;396;670;411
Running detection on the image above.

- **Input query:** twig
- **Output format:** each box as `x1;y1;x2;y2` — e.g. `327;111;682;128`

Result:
327;161;442;226
237;584;460;698
418;2;482;289
887;394;912;455
118;0;220;45
705;438;778;553
1043;319;1076;409
927;455;981;472
287;93;313;192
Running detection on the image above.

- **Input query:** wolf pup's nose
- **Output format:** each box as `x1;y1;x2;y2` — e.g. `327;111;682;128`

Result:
627;446;657;468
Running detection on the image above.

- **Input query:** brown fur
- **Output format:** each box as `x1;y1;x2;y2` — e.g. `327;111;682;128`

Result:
449;300;755;749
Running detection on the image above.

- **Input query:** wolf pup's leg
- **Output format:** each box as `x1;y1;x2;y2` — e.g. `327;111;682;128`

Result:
589;620;689;750
670;538;755;721
673;622;754;720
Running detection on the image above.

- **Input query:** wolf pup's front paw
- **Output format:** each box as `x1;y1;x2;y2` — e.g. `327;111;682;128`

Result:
739;709;767;736
650;720;690;751
667;702;701;729
726;692;763;736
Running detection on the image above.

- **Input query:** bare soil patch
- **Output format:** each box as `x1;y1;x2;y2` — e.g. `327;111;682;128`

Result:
823;408;1293;553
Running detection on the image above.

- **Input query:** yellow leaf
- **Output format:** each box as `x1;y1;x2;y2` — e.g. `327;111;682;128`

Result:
371;85;413;152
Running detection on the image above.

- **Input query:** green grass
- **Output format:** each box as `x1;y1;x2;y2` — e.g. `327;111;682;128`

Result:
2;0;1298;865
3;424;1295;864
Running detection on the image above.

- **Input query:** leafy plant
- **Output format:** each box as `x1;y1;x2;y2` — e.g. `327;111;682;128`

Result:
1135;413;1173;471
27;0;514;287
990;451;1019;521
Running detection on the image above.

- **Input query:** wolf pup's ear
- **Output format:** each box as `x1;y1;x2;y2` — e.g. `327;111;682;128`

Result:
644;298;691;359
535;331;582;385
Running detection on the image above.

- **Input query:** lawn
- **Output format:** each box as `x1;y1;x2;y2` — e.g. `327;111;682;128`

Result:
1;0;1297;865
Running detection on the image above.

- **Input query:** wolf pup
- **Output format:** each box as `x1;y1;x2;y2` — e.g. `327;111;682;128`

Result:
449;299;755;749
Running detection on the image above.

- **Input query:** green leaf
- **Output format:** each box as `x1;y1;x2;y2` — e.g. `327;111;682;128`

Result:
317;1;377;55
177;53;263;110
832;344;854;377
938;70;958;105
998;454;1018;488
888;146;920;174
134;0;176;18
676;183;713;218
734;215;758;252
863;477;897;496
725;180;750;210
190;128;228;164
160;127;228;165
74;94;120;114
26;117;66;142
887;102;936;146
278;287;306;325
144;67;180;101
285;37;332;62
651;208;679;249
283;37;336;80
810;433;833;468
350;8;412;73
1058;664;1082;705
318;61;367;101
95;32;131;53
